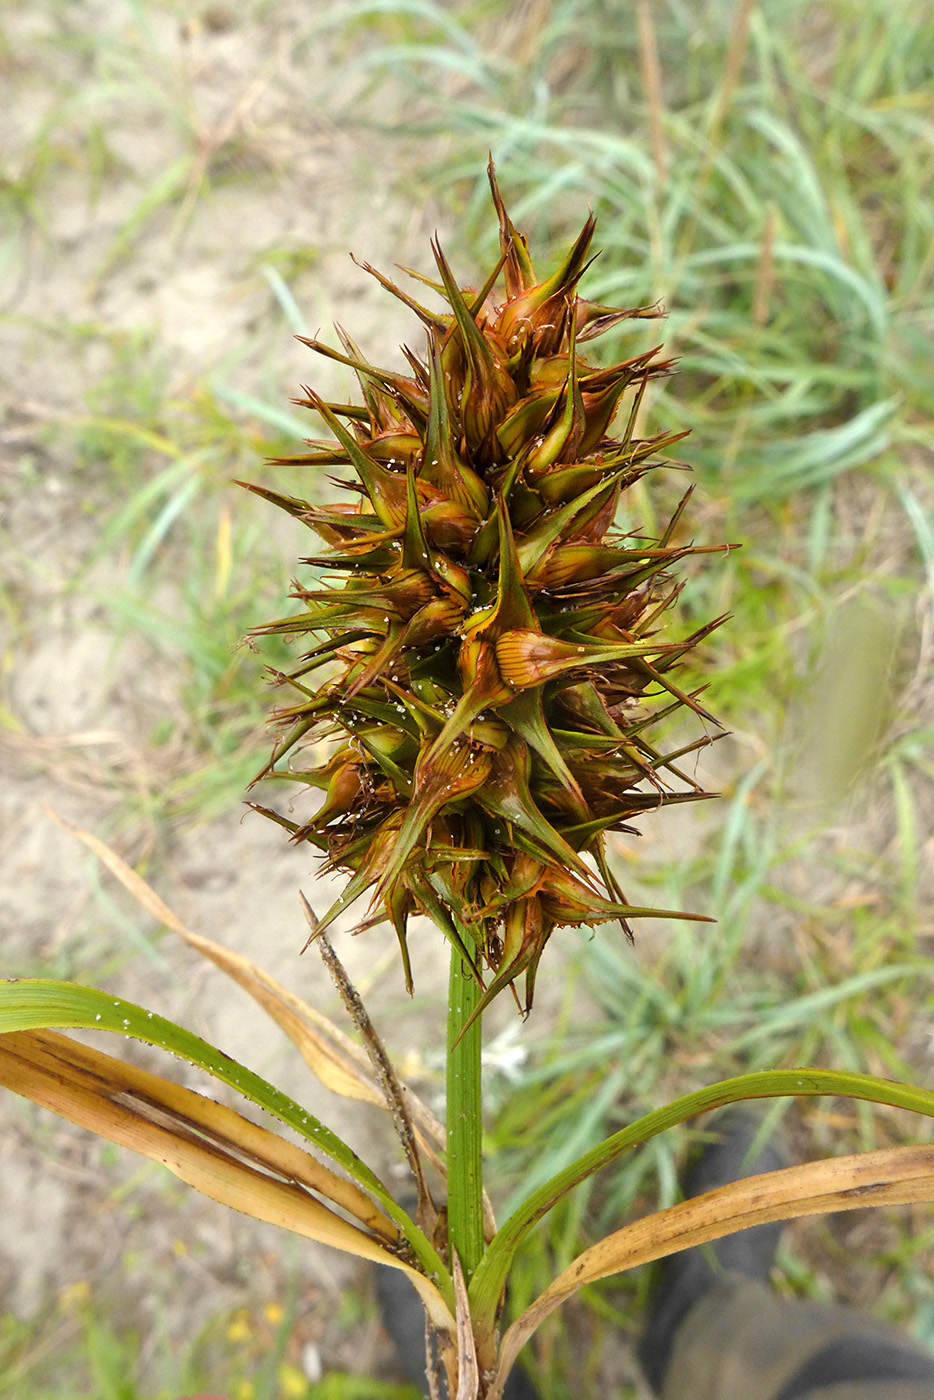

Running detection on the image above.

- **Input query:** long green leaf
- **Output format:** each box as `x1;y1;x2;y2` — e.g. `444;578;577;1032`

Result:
469;1065;934;1325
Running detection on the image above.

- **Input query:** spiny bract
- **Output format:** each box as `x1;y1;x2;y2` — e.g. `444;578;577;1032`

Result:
247;162;727;1022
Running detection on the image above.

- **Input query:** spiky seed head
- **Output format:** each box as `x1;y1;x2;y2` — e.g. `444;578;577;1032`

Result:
246;160;729;1021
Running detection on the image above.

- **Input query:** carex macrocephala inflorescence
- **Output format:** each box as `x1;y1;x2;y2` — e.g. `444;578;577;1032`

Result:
246;162;729;1025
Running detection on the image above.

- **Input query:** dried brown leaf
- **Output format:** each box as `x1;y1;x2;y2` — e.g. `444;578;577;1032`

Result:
491;1145;934;1397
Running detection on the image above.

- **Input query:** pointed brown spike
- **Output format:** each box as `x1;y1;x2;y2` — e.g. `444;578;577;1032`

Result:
487;155;537;296
334;324;404;432
296;336;430;425
497;214;598;346
400;344;430;386
576;299;665;341
351;254;450;334
469;245;511;318
343;625;406;700
371;742;493;905
422;337;489;518
578;372;636;455
236;479;319;524
659;485;695;546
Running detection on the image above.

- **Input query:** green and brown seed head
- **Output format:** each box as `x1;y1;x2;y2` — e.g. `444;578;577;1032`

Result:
246;162;727;1020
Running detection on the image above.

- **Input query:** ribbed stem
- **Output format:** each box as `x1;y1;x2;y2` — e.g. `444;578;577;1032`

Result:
446;949;484;1282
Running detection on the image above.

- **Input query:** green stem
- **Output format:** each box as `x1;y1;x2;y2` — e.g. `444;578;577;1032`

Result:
446;948;484;1282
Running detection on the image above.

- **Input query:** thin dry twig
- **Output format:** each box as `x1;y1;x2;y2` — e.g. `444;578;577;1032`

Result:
301;892;436;1231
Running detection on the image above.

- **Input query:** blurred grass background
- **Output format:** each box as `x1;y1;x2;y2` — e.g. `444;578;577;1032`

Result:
1;1;932;1396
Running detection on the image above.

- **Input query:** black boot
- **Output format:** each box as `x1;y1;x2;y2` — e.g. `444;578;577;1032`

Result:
637;1109;788;1395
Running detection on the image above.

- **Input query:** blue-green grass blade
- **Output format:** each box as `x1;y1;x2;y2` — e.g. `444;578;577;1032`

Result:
262;265;308;335
211;382;311;439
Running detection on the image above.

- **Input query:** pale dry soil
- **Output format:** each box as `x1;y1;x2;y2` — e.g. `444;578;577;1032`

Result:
2;5;933;1398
